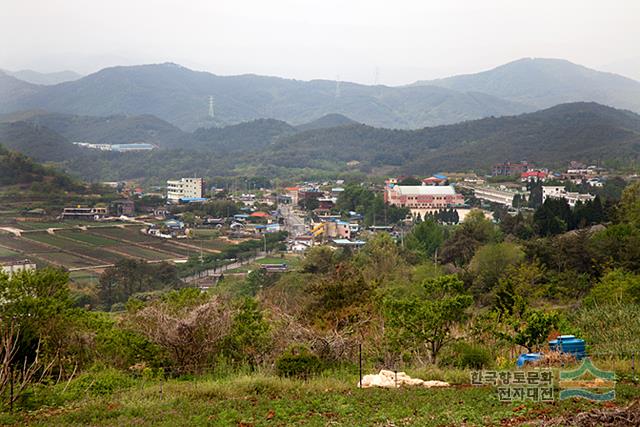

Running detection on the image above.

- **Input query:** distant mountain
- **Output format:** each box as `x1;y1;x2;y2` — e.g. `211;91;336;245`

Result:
0;63;532;131
2;69;82;85
296;114;358;131
415;58;640;113
0;71;40;105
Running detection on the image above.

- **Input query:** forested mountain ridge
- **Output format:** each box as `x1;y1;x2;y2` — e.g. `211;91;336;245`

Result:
2;102;639;181
0;121;83;162
16;112;194;148
265;102;640;174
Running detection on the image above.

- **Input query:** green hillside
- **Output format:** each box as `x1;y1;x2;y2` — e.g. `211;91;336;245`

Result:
0;121;82;161
0;144;81;191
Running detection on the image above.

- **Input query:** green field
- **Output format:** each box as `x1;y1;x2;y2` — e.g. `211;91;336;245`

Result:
58;230;122;246
23;232;92;251
34;251;95;268
115;245;177;261
0;246;18;257
194;239;231;251
0;235;52;254
14;220;96;230
90;227;155;243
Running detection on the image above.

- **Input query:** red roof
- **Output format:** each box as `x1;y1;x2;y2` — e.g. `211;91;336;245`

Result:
521;171;546;178
250;211;270;218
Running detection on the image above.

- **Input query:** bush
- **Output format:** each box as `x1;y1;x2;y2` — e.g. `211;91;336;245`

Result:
439;342;493;369
275;345;322;379
64;368;135;398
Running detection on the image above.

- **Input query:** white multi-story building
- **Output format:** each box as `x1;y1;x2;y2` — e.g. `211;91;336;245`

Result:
542;186;595;207
473;185;528;207
167;178;205;202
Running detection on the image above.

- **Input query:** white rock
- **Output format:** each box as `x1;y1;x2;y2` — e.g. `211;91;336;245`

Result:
358;369;450;388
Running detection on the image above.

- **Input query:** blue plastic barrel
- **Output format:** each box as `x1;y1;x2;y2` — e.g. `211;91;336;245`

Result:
516;352;543;367
549;335;586;359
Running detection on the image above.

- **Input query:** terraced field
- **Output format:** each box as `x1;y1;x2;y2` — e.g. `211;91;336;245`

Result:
1;226;235;277
90;226;154;242
58;230;122;246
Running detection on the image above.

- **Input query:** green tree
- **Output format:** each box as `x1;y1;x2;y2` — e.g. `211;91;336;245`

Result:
301;246;337;274
468;242;524;296
222;298;271;369
585;269;640;306
619;181;640;226
0;268;85;367
513;310;560;352
405;218;446;259
383;275;473;364
97;260;181;308
398;177;421;186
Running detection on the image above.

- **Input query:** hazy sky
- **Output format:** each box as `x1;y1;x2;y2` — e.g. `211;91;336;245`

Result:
2;0;639;85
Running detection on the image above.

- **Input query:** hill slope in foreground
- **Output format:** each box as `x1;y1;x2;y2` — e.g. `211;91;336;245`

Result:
1;370;638;426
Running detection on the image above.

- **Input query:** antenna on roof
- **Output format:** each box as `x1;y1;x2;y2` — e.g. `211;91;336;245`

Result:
208;95;215;118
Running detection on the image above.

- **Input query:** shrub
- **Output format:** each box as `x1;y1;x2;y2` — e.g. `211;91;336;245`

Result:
64;368;134;398
440;342;493;369
275;345;322;379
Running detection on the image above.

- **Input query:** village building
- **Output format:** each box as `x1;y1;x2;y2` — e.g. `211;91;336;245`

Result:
473;185;528;207
60;206;108;220
421;174;448;186
166;178;205;203
1;259;36;276
542;186;596;207
492;161;531;176
384;185;464;210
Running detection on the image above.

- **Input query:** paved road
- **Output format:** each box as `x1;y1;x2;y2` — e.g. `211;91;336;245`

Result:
280;205;306;237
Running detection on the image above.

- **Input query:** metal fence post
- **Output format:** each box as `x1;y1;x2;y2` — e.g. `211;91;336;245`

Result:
358;344;362;388
10;367;14;412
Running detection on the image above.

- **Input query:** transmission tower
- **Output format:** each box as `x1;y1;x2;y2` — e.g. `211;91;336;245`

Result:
335;75;341;98
208;95;215;118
